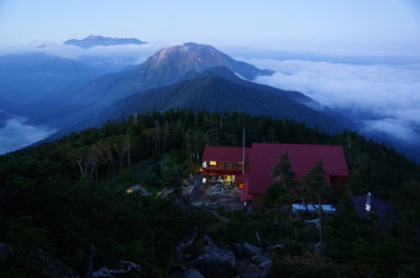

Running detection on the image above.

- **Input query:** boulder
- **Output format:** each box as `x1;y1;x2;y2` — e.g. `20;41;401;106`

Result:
170;268;205;278
92;260;141;277
0;242;13;265
257;257;273;270
203;234;216;247
243;242;263;257
267;244;285;252
237;263;261;278
251;254;268;265
230;243;245;259
158;187;175;198
192;245;236;278
92;267;113;277
231;242;263;259
182;185;195;197
25;248;76;278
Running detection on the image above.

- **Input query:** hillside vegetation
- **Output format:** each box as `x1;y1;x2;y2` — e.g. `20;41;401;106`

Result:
0;109;419;277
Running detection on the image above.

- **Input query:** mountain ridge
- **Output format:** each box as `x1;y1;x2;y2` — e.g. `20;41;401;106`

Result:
24;43;276;129
0;53;106;115
64;35;146;49
42;66;350;142
137;42;274;84
97;73;347;132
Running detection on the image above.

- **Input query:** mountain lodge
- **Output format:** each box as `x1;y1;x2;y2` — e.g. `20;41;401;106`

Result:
202;143;349;209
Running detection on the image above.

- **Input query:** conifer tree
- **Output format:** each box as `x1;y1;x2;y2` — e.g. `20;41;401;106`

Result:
268;151;299;221
302;161;333;248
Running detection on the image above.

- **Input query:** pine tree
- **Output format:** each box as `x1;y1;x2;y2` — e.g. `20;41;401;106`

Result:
302;161;333;249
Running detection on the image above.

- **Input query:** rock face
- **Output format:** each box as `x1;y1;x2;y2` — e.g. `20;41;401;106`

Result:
92;260;141;277
231;242;273;278
0;243;77;277
173;235;275;278
191;245;237;278
25;248;76;278
0;242;13;265
170;268;205;278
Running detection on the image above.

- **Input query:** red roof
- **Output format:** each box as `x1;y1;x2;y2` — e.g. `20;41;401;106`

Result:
248;143;349;195
202;146;251;163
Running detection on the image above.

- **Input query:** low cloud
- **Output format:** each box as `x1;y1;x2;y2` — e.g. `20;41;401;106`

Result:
362;118;418;143
0;116;56;154
0;41;171;66
250;59;420;146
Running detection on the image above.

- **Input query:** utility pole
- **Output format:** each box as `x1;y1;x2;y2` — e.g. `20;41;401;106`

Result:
242;127;245;174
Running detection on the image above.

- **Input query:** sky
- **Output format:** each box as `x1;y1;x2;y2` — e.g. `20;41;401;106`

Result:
0;0;419;57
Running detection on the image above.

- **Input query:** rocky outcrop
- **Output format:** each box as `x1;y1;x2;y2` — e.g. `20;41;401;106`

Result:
190;241;273;278
92;260;141;277
173;234;275;278
0;242;13;265
231;242;273;278
25;248;76;278
170;268;205;278
191;245;237;278
0;243;77;277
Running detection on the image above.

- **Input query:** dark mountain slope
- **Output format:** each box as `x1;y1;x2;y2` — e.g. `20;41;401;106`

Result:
0;53;106;115
178;66;354;128
89;75;345;133
24;43;274;128
178;66;311;104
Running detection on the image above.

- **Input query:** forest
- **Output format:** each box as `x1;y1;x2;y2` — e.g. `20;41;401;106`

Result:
0;109;419;277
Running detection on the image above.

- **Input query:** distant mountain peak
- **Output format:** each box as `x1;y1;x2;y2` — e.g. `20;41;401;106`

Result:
87;34;99;39
64;35;146;49
138;42;273;85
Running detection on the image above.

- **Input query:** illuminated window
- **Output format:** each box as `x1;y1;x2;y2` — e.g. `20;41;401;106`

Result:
209;161;217;166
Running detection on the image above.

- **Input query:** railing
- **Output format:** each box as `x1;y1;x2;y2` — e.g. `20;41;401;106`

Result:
205;162;247;171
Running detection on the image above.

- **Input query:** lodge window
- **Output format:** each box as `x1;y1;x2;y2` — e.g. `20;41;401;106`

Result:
209;161;217;166
225;162;233;167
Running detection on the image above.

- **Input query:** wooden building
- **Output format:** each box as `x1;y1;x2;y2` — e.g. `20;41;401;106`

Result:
202;143;349;209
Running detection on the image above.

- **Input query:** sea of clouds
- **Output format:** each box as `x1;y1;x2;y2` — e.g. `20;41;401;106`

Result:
0;113;56;155
249;59;420;147
1;43;419;156
0;41;171;69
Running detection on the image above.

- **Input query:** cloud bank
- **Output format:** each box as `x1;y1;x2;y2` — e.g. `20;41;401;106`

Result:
0;116;56;155
0;41;171;66
251;59;420;145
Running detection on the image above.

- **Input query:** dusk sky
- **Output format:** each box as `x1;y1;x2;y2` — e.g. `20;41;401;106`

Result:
1;0;419;57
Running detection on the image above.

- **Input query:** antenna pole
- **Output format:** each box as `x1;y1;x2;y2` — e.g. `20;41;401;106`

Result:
242;127;245;174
